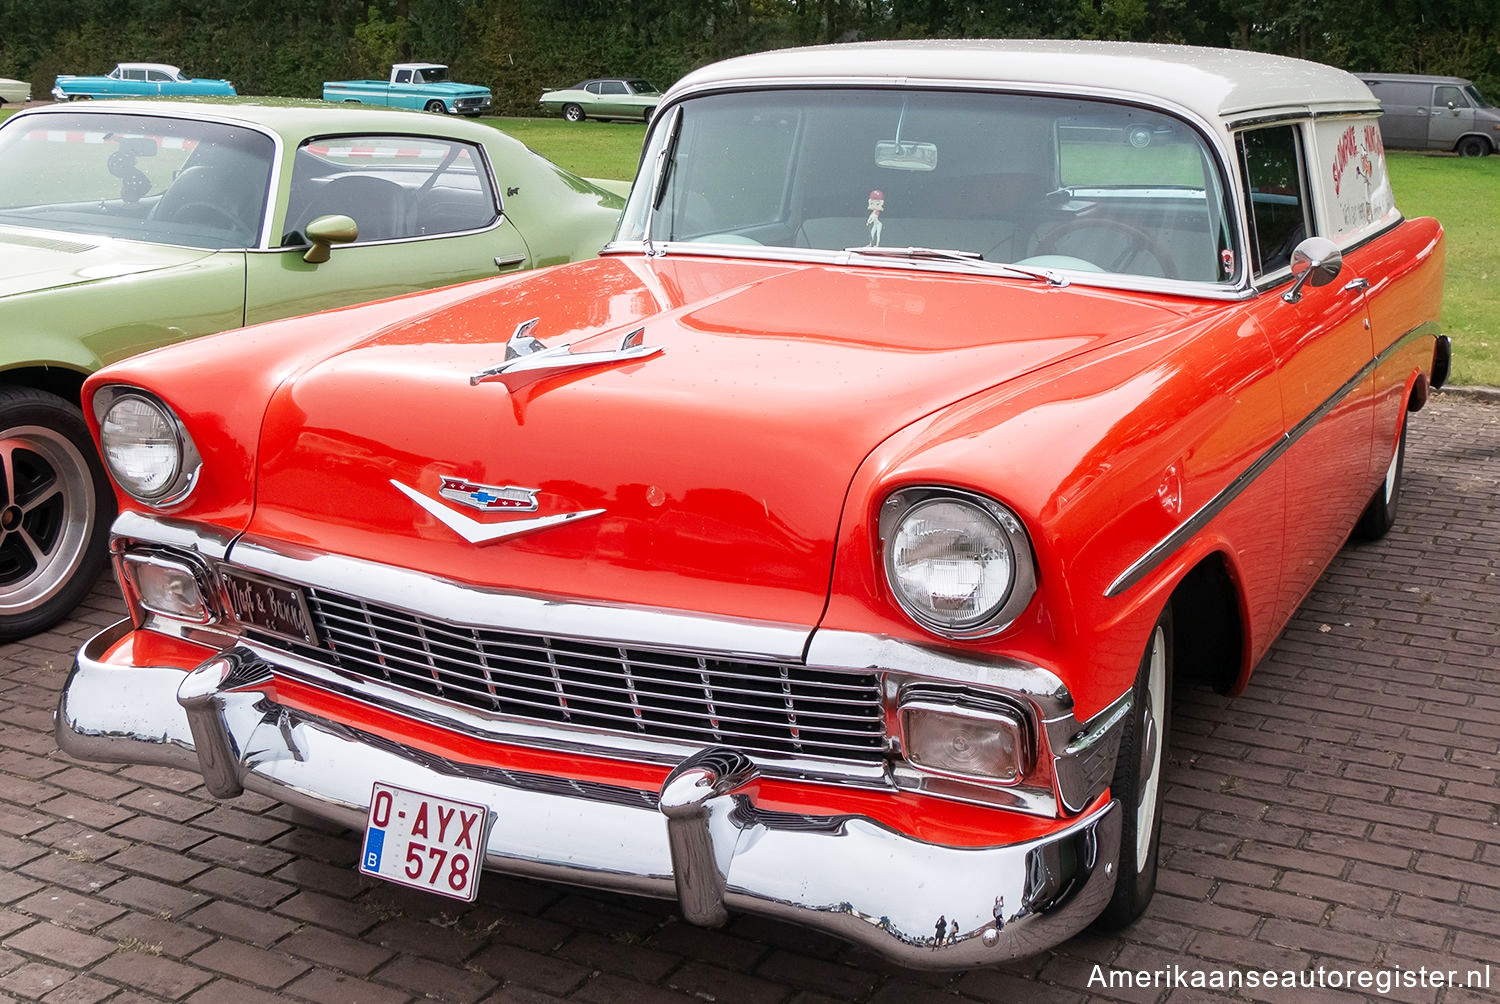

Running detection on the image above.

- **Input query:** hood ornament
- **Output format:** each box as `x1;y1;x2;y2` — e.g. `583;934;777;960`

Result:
392;478;604;545
470;318;664;391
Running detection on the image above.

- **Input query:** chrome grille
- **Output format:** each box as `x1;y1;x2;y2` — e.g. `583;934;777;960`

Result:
271;587;887;763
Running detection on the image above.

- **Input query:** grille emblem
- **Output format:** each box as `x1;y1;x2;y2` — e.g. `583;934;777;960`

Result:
391;479;604;545
439;477;538;512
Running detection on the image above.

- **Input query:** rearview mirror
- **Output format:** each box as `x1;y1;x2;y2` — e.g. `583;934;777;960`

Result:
875;139;938;172
303;214;359;264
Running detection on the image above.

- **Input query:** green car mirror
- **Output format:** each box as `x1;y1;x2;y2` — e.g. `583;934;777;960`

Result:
303;215;359;264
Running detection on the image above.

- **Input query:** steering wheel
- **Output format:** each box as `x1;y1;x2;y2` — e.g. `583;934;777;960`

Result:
1036;217;1176;279
162;201;244;231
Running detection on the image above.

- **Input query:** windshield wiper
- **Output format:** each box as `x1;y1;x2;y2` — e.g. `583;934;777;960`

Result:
842;246;1069;286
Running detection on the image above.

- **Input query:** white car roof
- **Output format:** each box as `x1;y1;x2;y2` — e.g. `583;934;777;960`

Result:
393;63;447;72
667;39;1379;124
118;62;185;76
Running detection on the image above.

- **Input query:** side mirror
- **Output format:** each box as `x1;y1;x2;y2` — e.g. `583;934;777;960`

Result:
1281;236;1342;304
302;214;359;264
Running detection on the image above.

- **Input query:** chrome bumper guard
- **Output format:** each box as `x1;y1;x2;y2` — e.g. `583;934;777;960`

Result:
57;621;1120;968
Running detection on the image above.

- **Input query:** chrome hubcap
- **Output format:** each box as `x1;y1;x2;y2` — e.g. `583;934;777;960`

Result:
0;426;94;615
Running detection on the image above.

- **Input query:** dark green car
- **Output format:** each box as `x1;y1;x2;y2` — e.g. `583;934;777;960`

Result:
0;99;625;639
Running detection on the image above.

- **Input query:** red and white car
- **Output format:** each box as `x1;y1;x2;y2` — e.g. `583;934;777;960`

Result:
56;40;1446;966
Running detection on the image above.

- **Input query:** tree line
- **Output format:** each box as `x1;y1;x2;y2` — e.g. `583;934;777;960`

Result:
2;0;1497;116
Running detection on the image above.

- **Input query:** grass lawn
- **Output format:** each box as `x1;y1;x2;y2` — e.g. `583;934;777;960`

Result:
488;116;646;183
1386;152;1500;387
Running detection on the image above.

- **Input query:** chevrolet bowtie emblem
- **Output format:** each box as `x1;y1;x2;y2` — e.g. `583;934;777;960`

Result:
438;477;538;512
392;479;604;545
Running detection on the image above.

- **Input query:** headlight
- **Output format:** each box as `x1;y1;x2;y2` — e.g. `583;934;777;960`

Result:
96;389;200;506
879;487;1036;638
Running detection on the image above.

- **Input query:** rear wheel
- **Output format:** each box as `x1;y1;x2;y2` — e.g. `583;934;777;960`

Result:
1456;135;1490;158
0;388;114;641
1351;420;1407;541
1095;605;1172;929
563;103;585;123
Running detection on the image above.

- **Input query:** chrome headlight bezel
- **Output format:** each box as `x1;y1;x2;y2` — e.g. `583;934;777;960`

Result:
878;486;1038;639
93;387;202;508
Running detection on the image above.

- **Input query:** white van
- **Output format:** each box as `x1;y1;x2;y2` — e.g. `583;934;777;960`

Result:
1359;73;1500;156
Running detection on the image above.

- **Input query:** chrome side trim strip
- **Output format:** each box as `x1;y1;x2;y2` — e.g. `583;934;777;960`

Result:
1104;319;1440;599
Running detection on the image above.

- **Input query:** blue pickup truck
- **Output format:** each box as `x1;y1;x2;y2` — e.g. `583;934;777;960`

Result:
322;63;492;116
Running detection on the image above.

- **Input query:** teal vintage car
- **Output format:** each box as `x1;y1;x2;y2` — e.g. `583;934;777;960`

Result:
324;64;492;116
0;99;624;640
51;63;236;100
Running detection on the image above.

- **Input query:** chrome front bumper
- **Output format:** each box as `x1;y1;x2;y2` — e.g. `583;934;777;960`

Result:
56;621;1121;968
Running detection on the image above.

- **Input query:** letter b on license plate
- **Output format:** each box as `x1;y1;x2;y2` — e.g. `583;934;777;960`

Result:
360;783;491;901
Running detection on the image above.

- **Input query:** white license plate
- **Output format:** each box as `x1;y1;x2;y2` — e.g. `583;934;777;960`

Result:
359;783;491;901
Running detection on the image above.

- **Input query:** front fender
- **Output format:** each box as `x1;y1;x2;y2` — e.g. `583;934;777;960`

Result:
821;305;1284;720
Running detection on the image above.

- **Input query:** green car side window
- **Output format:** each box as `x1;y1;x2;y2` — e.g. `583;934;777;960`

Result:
283;135;499;246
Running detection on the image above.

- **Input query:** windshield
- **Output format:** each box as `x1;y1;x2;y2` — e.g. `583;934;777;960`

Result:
0;111;274;249
1464;84;1491;108
628;80;660;95
617;88;1235;284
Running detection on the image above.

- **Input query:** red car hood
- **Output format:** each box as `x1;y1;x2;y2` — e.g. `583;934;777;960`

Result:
246;255;1192;627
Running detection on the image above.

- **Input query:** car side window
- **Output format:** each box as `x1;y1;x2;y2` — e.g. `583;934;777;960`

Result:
1434;85;1467;108
284;135;499;246
124;68;147;81
395;69;413;83
1237;125;1310;276
586;82;603;95
147;70;171;82
600;81;628;95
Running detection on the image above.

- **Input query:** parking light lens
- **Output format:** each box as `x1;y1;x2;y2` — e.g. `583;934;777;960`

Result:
902;700;1027;783
121;554;210;622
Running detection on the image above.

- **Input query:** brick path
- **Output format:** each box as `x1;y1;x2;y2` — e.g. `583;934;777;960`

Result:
1;394;1496;1003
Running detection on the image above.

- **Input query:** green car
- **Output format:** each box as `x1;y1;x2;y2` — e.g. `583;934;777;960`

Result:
0;99;624;640
539;78;662;122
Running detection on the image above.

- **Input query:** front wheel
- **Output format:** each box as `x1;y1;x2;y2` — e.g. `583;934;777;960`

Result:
1095;605;1173;929
1456;135;1491;158
424;99;447;114
562;103;585;123
0;388;114;641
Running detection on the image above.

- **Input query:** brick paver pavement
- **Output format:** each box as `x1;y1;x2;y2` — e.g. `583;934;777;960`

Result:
1;393;1496;1003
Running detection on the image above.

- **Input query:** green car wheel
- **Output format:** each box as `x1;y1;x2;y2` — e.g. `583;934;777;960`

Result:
0;388;113;641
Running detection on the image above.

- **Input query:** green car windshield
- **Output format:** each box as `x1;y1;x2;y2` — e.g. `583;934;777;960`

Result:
617;88;1235;283
0;111;274;250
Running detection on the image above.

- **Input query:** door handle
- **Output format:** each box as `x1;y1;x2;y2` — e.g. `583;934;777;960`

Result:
1342;278;1369;293
494;254;526;272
